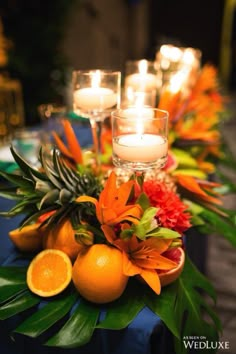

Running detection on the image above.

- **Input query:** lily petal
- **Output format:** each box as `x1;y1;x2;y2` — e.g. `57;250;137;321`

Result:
140;269;161;295
122;252;141;276
101;224;117;243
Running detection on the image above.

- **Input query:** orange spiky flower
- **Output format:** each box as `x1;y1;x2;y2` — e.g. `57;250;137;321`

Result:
52;119;83;166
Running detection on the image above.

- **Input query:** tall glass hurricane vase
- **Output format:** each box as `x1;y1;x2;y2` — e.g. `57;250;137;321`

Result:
72;70;121;166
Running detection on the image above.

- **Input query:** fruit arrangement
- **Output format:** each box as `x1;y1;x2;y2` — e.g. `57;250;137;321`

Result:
0;144;221;353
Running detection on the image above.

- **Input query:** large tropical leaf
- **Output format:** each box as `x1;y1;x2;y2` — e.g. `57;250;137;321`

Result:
0;266;27;303
0;290;40;320
0;256;221;351
14;289;78;337
144;282;180;339
199;207;236;246
173;256;221;354
45;299;99;348
143;256;221;354
97;279;145;330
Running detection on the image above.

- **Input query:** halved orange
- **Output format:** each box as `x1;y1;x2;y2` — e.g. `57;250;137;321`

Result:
9;223;44;252
158;247;185;286
27;249;72;297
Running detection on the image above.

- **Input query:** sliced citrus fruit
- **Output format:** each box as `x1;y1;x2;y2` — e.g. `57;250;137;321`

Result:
72;244;128;304
27;249;72;297
158;247;185;286
9;223;44;252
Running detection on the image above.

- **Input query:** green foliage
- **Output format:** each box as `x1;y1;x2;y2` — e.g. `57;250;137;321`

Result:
0;256;221;351
0;146;102;227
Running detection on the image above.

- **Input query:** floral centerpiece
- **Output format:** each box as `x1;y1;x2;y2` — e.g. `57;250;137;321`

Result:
0;63;235;353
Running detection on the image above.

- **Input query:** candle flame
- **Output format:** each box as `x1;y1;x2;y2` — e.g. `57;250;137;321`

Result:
160;45;183;62
91;70;101;88
138;60;148;75
169;69;189;93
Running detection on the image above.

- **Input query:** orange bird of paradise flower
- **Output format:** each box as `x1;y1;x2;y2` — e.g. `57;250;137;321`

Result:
52;119;83;165
76;171;142;226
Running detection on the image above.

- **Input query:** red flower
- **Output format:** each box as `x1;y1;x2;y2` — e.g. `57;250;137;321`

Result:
143;180;191;234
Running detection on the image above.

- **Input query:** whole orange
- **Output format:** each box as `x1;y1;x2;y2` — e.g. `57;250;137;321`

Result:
43;218;83;261
72;244;128;303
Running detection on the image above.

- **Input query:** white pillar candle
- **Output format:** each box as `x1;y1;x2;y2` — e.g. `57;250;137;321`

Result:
113;134;168;162
125;73;157;92
74;87;117;111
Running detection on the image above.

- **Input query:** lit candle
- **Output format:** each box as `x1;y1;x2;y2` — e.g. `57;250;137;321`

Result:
74;70;117;110
125;60;157;92
112;107;168;170
122;106;154;119
113;134;167;163
158;70;184;110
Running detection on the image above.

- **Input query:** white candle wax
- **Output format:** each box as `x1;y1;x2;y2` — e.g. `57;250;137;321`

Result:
113;134;168;162
122;107;154;119
125;73;157;91
74;87;117;110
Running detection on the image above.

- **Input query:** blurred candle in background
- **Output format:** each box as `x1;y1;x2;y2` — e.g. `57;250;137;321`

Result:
124;59;160;94
74;70;117;111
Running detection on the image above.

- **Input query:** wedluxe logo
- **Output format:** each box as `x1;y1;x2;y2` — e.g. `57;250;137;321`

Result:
183;336;230;350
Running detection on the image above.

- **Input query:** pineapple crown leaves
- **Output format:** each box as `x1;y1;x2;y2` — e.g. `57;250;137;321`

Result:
0;146;103;227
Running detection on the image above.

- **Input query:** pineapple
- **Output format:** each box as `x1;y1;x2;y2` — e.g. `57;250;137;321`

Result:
0;146;102;229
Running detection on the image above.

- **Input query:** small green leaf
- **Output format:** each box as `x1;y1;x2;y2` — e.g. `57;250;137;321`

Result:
15;290;79;337
97;280;144;330
0;267;27;303
146;227;181;239
172;148;198;168
173;169;207;179
45;299;99;348
136;192;150;210
134;207;158;239
0;290;40;320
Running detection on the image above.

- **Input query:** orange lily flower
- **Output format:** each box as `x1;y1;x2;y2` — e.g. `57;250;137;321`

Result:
76;171;142;226
113;235;177;295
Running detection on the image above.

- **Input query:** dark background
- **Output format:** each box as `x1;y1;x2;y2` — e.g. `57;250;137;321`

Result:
0;0;233;125
148;0;224;66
